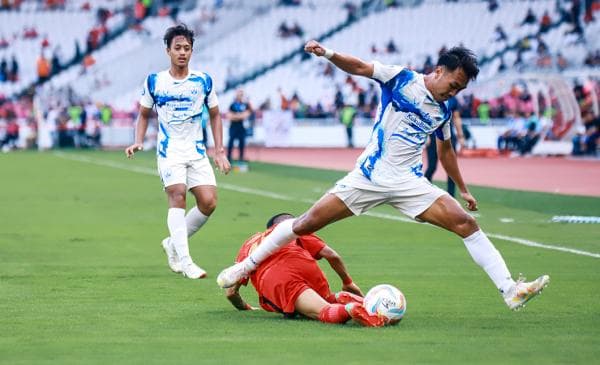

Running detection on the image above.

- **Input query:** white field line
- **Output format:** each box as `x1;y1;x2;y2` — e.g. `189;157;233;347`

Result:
54;152;600;259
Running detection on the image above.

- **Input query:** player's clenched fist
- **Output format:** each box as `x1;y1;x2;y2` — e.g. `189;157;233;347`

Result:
304;40;326;57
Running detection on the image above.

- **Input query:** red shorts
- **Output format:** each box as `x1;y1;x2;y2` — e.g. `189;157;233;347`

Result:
255;256;332;314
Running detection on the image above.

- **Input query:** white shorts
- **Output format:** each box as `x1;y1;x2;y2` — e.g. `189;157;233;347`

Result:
329;177;448;220
157;157;216;189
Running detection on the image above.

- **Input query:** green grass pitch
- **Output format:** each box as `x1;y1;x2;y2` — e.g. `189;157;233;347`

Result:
1;150;599;364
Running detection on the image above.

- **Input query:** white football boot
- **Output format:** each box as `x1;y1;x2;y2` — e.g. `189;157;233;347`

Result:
181;261;207;279
161;238;182;273
503;274;550;310
216;262;249;288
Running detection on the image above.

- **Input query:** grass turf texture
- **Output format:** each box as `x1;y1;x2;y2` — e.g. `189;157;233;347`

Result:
1;150;599;364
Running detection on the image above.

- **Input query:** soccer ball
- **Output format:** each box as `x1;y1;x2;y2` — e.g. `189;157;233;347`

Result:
363;284;407;324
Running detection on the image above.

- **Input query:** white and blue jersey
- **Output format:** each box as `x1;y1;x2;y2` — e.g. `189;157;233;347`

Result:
139;69;218;162
344;62;452;191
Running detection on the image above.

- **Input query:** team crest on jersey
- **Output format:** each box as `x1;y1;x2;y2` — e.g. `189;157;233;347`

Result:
191;88;199;95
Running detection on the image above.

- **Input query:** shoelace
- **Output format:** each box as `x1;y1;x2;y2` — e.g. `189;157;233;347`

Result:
515;273;536;297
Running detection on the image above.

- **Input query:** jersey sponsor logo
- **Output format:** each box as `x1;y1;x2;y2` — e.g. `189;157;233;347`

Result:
168;100;193;112
154;93;193;107
406;112;433;132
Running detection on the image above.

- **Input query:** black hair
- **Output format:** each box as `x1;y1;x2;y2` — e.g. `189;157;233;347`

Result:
437;46;479;81
266;213;295;229
163;24;194;48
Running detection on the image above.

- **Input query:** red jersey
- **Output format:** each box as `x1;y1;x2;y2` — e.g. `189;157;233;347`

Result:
235;227;332;314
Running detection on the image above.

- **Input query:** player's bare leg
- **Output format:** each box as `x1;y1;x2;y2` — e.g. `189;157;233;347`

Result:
418;195;549;310
217;194;353;288
188;185;217;236
416;194;479;238
292;193;355;235
295;289;350;324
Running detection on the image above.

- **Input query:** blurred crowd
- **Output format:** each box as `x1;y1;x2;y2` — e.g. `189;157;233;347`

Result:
572;81;600;156
0;56;19;84
2;75;597;157
0;0;156;88
0;87;122;152
0;0;598;157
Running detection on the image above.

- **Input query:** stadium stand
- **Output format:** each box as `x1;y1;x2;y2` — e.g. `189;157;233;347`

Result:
0;0;597;156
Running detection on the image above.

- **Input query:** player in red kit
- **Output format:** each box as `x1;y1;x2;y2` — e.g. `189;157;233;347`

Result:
224;213;387;327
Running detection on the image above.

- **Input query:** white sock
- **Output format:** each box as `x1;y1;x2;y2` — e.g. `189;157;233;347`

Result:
245;219;297;271
167;208;192;265
463;230;515;294
186;206;209;237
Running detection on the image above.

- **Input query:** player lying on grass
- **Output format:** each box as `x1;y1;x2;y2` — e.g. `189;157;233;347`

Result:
219;40;549;311
224;213;388;327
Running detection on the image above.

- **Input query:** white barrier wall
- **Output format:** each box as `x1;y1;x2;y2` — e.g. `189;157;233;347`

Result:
102;119;507;149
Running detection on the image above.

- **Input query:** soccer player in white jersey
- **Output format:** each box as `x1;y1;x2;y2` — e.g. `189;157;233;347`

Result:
218;40;549;311
125;24;231;279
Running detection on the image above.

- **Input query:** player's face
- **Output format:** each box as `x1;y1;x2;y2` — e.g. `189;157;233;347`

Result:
235;89;244;100
430;66;469;102
167;35;192;68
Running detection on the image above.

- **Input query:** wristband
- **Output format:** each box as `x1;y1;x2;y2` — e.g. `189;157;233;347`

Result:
323;48;335;59
342;276;353;285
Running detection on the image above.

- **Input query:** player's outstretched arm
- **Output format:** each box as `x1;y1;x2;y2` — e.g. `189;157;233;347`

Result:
318;245;363;296
125;106;152;158
437;138;478;211
304;40;374;78
208;105;231;174
225;282;256;311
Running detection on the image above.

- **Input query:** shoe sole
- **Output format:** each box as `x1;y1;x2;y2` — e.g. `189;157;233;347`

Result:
182;271;207;279
511;276;550;311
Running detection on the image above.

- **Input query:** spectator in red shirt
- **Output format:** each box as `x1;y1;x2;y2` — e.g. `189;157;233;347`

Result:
539;10;552;33
41;34;50;48
23;26;39;39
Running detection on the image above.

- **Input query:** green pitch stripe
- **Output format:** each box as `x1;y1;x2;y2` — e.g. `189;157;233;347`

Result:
53;152;600;259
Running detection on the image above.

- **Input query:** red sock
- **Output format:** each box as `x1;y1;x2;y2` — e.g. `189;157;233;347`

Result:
318;304;351;324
